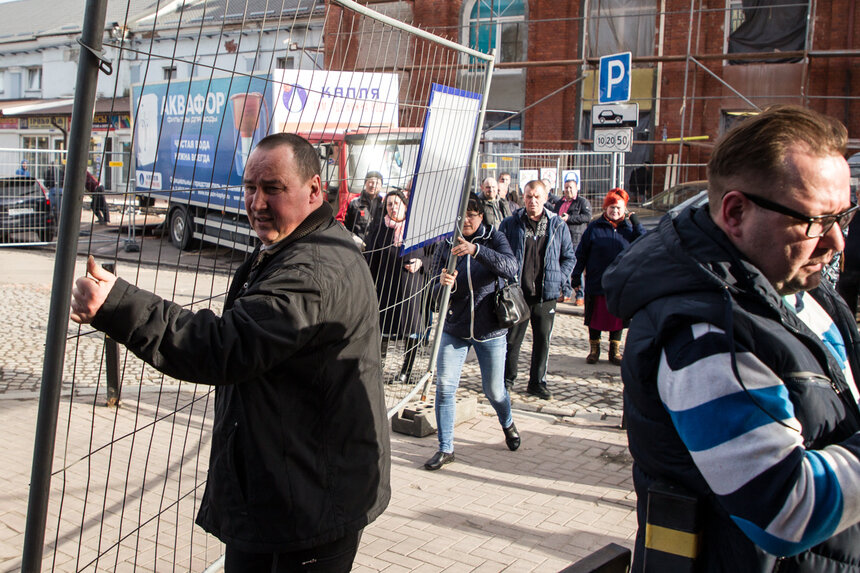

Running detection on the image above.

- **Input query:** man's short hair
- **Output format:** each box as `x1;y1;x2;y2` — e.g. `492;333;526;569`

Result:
707;105;848;208
482;176;497;187
524;179;547;195
254;133;321;182
499;172;511;179
365;170;384;183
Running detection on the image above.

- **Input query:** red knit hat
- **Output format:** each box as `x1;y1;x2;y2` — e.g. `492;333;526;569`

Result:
602;188;629;210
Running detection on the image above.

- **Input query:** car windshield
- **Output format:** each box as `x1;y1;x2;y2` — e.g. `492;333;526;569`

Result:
347;135;421;194
0;179;40;200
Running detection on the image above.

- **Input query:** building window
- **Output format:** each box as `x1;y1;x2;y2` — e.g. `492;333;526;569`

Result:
163;66;177;80
726;0;807;64
0;70;4;93
22;135;50;169
726;0;745;35
588;0;655;58
276;56;296;70
483;110;521;131
26;67;42;91
466;0;526;63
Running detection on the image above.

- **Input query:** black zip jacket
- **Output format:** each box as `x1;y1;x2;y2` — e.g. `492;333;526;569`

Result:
92;202;391;553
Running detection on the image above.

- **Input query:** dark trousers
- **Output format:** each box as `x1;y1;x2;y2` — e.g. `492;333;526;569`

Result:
505;296;557;388
91;188;109;223
225;529;362;573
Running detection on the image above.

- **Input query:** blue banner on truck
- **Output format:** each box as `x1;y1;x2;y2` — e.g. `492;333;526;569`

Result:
131;76;271;212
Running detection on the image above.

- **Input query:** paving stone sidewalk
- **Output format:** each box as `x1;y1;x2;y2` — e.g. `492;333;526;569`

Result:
0;247;635;572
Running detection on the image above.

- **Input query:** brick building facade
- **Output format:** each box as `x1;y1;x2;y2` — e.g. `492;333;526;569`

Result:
342;0;860;192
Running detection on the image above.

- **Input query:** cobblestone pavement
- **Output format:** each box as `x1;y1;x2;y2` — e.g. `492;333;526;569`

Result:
0;237;625;423
1;243;633;572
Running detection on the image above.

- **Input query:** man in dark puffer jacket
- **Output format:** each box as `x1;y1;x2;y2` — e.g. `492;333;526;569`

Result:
604;106;860;572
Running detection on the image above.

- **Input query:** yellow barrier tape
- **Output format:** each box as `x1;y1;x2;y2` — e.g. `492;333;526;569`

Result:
644;524;699;559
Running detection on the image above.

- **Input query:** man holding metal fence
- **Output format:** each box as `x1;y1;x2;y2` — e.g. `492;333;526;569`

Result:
603;106;860;571
71;133;391;572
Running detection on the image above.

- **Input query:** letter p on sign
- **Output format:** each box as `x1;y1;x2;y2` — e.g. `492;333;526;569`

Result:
599;52;631;104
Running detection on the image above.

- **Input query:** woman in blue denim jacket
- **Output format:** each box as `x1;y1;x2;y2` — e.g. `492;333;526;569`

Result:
424;196;521;471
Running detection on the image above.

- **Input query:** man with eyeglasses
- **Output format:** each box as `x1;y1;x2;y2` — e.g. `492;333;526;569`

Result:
602;105;860;572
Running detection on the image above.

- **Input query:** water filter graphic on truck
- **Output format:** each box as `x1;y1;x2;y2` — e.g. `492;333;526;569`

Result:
132;70;401;252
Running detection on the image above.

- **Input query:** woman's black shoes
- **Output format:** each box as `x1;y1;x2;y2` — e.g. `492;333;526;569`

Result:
424;451;455;471
503;423;521;451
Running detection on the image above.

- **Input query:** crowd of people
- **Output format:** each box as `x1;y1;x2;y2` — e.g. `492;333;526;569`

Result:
70;104;860;571
343;167;642;470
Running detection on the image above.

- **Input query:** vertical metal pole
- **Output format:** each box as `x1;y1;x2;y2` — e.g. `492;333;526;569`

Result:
102;263;122;407
556;156;562;192
610;152;618;189
677;0;696;173
420;50;496;401
21;0;109;569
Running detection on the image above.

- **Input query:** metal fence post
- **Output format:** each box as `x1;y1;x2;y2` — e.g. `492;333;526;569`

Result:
102;263;121;407
21;0;109;569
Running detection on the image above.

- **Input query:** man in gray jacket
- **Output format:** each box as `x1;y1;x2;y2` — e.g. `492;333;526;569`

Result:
71;133;390;572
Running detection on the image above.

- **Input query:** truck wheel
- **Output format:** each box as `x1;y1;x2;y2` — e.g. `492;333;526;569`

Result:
169;207;196;251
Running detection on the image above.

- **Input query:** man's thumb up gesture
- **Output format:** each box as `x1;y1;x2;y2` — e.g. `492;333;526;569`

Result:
71;256;118;324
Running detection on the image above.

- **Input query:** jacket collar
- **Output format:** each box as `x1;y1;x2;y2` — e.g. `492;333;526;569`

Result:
515;206;555;224
447;222;492;245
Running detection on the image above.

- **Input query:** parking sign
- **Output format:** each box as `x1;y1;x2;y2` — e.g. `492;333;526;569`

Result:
599;52;631;104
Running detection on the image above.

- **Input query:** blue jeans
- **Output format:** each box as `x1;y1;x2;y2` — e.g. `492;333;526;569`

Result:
435;331;512;453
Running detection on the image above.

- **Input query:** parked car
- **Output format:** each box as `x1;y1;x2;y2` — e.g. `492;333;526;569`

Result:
0;176;57;242
635;180;709;229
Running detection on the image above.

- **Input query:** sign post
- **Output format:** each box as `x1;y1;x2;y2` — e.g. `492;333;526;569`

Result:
596;53;634;155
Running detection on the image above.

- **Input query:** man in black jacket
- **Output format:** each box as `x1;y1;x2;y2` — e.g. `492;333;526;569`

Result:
71;133;390;572
603;106;860;572
344;170;384;247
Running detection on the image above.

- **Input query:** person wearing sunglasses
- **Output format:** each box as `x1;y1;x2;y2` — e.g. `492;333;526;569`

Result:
603;105;860;572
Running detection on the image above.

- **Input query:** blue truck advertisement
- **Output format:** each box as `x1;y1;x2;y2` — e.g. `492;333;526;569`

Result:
132;75;271;212
131;71;399;250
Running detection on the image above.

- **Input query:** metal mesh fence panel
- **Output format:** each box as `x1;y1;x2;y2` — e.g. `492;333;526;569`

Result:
21;0;493;570
479;150;625;209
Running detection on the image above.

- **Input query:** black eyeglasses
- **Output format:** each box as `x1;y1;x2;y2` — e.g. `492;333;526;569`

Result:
738;191;858;238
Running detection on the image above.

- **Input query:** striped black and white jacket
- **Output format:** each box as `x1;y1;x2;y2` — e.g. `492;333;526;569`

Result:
604;206;860;573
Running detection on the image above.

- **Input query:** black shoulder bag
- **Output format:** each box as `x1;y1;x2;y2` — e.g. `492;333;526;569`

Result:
494;277;530;328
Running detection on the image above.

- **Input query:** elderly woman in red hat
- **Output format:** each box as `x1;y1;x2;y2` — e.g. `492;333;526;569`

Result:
570;188;645;364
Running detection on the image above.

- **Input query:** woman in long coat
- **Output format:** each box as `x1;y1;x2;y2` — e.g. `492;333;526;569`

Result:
365;189;428;383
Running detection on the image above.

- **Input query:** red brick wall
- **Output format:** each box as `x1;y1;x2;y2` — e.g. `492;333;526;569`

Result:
337;0;860;161
523;1;581;150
